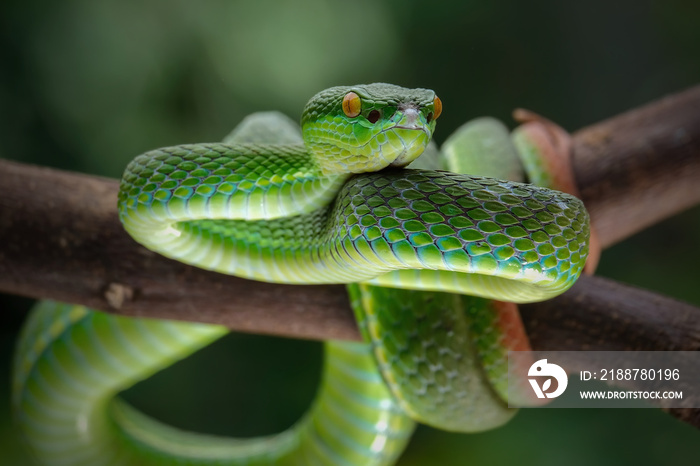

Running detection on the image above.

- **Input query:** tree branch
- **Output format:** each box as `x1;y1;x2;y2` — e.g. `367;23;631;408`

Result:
1;86;700;426
572;85;700;247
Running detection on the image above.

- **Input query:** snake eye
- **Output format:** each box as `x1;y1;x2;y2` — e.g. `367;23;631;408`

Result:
432;96;442;121
342;92;362;118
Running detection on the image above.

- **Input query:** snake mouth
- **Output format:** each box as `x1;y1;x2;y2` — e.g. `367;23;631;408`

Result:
386;127;431;167
389;160;410;168
393;124;427;132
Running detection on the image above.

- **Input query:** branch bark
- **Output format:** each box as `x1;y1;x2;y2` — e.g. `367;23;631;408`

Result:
572;85;700;247
0;162;357;341
1;85;700;426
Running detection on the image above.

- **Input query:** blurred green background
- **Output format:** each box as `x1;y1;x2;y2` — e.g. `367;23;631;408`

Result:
2;0;700;464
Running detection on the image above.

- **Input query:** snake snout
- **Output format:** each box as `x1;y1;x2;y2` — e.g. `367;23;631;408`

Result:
396;107;422;130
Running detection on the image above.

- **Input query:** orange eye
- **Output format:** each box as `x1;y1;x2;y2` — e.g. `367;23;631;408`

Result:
342;92;362;118
433;96;442;120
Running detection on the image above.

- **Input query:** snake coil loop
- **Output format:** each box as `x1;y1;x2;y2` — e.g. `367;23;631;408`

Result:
13;84;590;466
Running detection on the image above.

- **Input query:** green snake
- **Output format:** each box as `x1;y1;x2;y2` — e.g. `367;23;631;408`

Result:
13;83;590;465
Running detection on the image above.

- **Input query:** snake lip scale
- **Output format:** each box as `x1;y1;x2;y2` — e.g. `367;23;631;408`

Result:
13;83;590;466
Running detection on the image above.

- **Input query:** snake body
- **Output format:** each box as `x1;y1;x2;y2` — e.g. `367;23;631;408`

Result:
13;84;590;465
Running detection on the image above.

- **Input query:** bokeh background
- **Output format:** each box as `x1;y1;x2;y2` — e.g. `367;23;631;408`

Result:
2;0;700;464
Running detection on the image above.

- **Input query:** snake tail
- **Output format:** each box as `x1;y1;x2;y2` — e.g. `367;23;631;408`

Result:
13;301;414;465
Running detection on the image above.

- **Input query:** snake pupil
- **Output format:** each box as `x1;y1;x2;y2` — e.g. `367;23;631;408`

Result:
427;112;434;123
367;109;381;124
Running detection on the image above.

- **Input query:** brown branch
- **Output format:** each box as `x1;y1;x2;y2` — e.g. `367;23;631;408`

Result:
572;85;700;247
1;86;700;427
520;277;700;425
0;162;356;341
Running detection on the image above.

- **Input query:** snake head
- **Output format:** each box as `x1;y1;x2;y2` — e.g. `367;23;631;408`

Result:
301;83;441;175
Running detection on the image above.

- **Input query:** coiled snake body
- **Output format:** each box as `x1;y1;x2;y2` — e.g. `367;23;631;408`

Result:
13;84;590;465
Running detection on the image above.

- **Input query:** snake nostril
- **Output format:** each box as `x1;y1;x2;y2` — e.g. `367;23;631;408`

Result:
367;110;381;124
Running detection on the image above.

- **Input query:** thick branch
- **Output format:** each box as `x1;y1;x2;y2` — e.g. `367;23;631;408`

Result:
572;85;700;247
520;279;700;426
2;86;699;331
2;158;699;345
1;86;700;426
0;163;356;341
